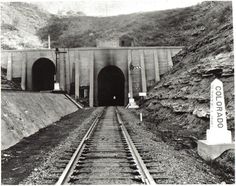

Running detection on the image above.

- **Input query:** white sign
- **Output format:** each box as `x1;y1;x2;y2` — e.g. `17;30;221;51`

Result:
54;82;60;91
206;79;232;144
139;92;147;97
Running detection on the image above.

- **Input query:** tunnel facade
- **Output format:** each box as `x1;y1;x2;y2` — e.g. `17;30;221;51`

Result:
32;58;55;91
98;66;125;106
2;46;183;106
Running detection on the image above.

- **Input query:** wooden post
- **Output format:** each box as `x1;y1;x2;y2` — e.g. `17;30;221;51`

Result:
7;53;12;80
89;51;94;107
128;50;133;98
140;50;147;93
21;53;27;90
75;53;80;100
153;50;160;82
48;35;51;49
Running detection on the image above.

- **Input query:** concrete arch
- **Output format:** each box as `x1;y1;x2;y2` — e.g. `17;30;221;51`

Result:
32;58;55;91
98;65;125;106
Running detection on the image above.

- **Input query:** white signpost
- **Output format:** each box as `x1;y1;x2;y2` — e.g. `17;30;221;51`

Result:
207;79;232;144
54;82;60;91
198;79;234;160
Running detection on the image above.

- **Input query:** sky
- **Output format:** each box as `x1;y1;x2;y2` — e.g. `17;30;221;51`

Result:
18;0;207;16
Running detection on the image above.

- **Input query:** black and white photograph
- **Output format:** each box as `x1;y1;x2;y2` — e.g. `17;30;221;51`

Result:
0;0;234;184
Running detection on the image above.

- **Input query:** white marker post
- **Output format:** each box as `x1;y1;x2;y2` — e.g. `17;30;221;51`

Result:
140;112;143;122
207;79;232;144
54;82;60;91
198;78;234;160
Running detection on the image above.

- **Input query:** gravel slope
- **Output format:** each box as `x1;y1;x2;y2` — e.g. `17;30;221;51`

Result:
118;107;224;184
1;107;102;184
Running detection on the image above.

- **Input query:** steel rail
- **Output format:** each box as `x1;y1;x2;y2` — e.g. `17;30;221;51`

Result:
115;108;156;185
55;108;105;185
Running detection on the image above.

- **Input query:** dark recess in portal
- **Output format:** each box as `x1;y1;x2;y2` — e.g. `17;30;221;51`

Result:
32;58;55;91
98;66;125;106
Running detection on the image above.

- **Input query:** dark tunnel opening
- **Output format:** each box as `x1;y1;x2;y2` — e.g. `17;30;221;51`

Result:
98;66;125;106
32;58;55;91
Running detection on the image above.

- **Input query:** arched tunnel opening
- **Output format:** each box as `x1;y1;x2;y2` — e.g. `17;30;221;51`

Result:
98;66;125;106
32;58;55;91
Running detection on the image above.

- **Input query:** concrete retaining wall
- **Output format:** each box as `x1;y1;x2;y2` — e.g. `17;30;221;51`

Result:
1;46;182;106
1;91;78;150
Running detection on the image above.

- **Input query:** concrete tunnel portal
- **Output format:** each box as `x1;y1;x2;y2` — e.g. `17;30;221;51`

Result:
98;65;125;106
32;58;55;91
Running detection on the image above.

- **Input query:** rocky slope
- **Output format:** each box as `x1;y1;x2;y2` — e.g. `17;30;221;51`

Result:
1;68;21;90
1;2;52;49
138;0;234;181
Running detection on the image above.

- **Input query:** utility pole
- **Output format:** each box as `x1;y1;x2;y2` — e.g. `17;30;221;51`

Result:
48;35;51;49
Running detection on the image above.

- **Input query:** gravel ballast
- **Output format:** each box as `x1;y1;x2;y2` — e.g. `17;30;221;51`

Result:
117;107;223;184
2;106;229;184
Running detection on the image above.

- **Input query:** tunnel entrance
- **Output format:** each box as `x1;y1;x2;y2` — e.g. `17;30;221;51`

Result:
98;66;125;106
32;58;55;91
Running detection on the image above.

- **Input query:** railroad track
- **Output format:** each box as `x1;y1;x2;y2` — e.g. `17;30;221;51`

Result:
55;106;156;185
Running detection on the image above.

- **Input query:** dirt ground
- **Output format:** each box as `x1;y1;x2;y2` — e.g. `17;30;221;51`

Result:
1;107;102;185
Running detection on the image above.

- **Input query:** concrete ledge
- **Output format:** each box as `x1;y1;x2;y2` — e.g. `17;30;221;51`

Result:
197;140;235;161
1;92;78;150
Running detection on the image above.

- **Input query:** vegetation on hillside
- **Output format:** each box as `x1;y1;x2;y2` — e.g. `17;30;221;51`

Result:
0;1;234;182
37;1;232;48
1;2;52;49
1;1;231;49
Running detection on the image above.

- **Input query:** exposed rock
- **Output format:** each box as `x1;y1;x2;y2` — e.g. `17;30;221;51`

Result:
196;96;209;103
172;103;191;113
193;106;210;118
212;149;235;182
139;1;234;181
1;68;21;90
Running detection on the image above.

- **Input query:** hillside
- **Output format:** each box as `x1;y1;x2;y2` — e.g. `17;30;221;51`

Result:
37;1;231;48
1;2;52;49
1;1;231;49
1;68;21;90
136;1;234;181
